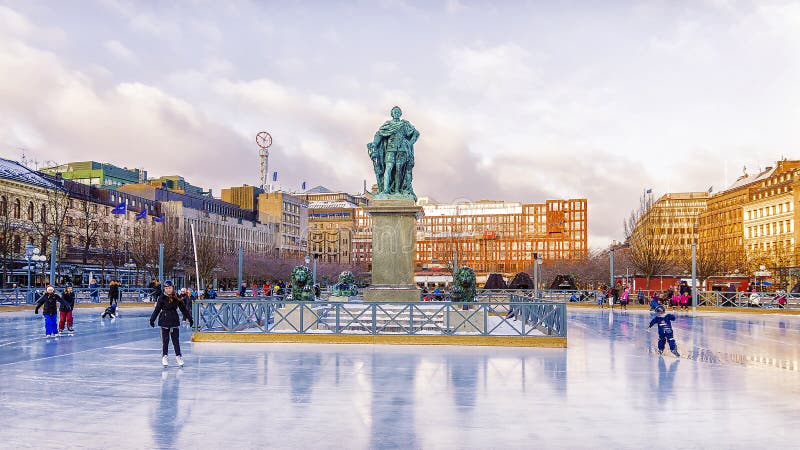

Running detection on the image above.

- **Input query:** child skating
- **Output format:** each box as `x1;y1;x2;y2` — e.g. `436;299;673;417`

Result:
34;285;62;338
648;305;680;357
59;283;76;334
150;280;194;367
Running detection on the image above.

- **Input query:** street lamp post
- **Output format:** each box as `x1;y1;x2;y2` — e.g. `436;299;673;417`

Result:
25;244;47;303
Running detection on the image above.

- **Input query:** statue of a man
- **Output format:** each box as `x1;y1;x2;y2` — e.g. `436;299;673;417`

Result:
368;106;419;199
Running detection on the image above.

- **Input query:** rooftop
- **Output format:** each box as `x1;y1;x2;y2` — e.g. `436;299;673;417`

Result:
0;158;60;190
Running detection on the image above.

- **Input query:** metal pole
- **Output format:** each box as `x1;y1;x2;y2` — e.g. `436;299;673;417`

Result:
237;246;243;292
26;255;31;301
533;260;538;293
610;247;615;288
312;255;317;287
691;241;697;314
49;236;57;286
190;223;201;295
158;243;164;282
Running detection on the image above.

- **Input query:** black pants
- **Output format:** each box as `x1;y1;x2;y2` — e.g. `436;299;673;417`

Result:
161;327;181;356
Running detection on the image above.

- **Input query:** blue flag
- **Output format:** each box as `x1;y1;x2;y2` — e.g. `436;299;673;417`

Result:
111;202;126;214
301;181;306;190
135;209;147;220
645;188;652;194
153;214;165;223
272;171;278;182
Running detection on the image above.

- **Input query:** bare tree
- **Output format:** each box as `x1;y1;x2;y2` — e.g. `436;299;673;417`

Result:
0;195;14;288
72;199;103;264
194;232;224;289
30;184;70;257
624;192;681;288
129;216;185;281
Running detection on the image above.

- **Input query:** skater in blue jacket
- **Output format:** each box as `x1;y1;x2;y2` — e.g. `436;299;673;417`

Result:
648;305;680;357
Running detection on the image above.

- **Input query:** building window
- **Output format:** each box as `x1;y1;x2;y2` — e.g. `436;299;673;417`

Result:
27;202;34;221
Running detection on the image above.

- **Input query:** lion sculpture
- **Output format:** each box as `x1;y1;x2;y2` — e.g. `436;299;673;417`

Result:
290;265;315;301
332;270;358;297
450;267;477;303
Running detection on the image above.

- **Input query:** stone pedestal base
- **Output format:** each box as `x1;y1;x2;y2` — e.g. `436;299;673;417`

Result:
364;285;421;302
364;199;423;302
447;308;484;333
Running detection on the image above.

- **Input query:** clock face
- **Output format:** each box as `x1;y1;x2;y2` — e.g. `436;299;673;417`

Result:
256;131;272;149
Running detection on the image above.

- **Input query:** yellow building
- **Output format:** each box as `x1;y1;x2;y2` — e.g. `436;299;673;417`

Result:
298;189;367;265
221;185;261;211
741;161;800;273
256;191;308;258
630;192;709;265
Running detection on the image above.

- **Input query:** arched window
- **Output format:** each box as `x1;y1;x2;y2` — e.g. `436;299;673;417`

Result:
0;196;6;215
13;235;21;254
27;202;34;221
40;204;47;223
13;199;20;219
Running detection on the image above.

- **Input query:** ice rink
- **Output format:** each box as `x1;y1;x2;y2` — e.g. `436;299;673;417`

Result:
0;305;798;449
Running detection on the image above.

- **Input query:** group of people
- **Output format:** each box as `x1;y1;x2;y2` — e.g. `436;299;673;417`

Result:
595;284;633;310
238;281;289;297
32;279;194;369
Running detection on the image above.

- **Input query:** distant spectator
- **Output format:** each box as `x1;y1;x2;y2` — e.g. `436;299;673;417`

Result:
108;280;120;305
637;290;646;305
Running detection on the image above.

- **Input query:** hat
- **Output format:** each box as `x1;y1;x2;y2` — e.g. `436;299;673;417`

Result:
163;280;174;287
65;282;73;287
656;305;665;314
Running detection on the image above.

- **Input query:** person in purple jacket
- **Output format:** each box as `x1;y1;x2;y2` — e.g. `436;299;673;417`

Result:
648;305;680;357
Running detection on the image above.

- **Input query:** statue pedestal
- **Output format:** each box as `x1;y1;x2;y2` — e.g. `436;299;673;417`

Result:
363;199;422;302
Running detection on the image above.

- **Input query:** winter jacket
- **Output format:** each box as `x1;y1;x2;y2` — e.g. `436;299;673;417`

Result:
649;314;677;338
108;283;120;304
150;294;193;328
35;293;62;316
60;291;76;312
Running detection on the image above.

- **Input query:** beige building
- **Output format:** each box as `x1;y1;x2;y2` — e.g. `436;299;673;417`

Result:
256;191;308;258
298;189;367;265
630;192;709;265
118;184;275;255
741;161;800;272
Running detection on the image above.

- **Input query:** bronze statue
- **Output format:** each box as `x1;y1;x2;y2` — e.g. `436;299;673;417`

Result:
368;106;419;200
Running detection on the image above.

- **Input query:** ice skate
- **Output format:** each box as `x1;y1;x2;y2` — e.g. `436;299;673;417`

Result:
67;327;74;334
176;355;184;367
671;349;680;357
657;349;663;355
162;356;168;367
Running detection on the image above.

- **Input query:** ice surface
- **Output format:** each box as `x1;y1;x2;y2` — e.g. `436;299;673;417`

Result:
0;306;798;449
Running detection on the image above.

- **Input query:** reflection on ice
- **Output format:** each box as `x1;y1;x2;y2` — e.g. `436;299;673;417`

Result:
0;307;798;448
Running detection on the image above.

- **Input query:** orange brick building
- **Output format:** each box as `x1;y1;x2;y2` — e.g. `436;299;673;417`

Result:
350;197;588;275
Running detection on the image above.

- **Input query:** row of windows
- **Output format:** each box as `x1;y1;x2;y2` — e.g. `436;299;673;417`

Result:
746;220;793;238
746;202;792;220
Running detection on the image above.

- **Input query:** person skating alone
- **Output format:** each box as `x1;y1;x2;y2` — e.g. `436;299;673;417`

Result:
59;283;76;333
34;285;62;338
150;280;194;367
648;305;680;357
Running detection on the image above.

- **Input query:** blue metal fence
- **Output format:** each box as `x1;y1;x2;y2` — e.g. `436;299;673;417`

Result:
0;287;158;306
192;297;567;338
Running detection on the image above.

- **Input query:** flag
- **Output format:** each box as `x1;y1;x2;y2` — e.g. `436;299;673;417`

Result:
111;202;126;214
135;209;147;220
301;181;307;190
708;186;713;193
645;188;652;194
272;171;278;182
153;214;165;223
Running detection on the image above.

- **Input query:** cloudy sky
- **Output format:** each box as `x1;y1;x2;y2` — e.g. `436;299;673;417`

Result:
1;0;799;248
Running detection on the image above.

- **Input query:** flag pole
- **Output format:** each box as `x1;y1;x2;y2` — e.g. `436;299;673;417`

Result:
190;223;201;294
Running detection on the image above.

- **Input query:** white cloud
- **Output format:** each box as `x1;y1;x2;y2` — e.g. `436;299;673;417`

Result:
104;39;137;63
